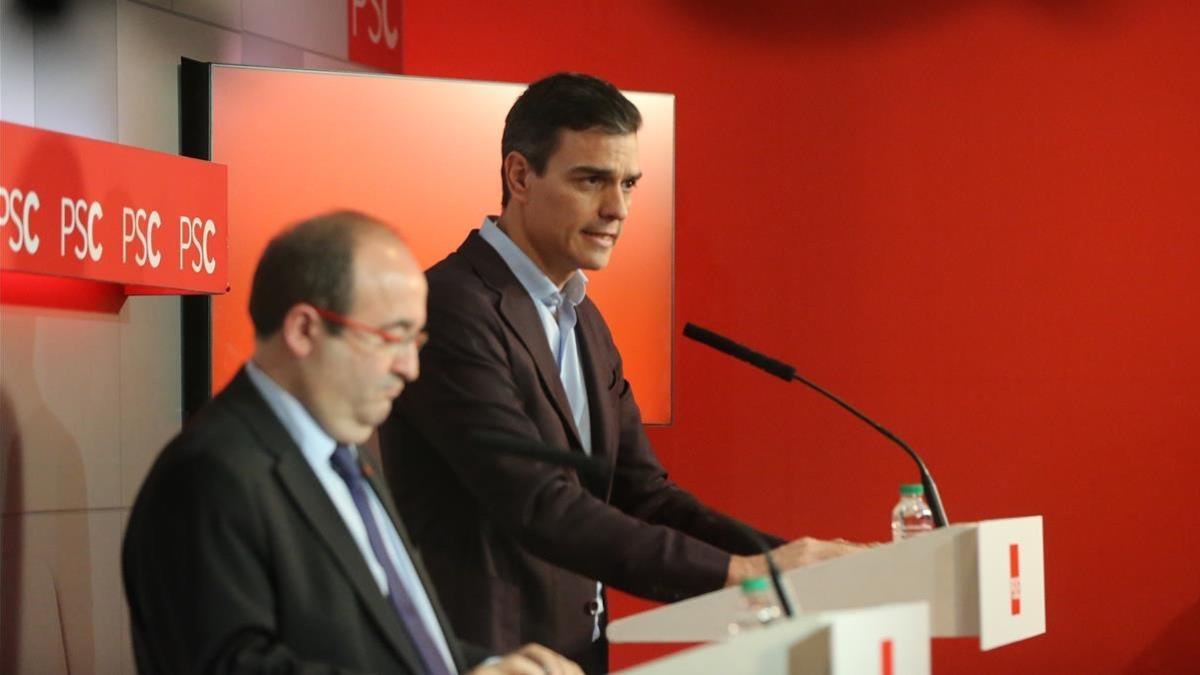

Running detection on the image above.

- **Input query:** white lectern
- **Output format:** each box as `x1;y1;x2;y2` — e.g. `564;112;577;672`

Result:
614;602;930;675
609;516;1044;651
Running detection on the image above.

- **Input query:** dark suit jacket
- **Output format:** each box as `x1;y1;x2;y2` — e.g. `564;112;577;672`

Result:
122;369;486;675
380;230;784;672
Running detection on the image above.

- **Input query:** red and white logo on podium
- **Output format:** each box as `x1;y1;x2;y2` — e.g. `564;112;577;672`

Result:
1009;543;1021;615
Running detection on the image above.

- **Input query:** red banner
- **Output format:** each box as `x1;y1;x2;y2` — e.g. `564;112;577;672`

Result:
0;122;227;295
347;0;403;72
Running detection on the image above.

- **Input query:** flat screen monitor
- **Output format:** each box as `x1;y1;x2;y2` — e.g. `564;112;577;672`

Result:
181;62;675;424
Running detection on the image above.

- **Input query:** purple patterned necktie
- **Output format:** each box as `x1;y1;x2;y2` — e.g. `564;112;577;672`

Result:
330;445;454;675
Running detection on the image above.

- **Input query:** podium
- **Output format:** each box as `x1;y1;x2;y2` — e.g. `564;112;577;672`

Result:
613;602;930;674
609;516;1044;652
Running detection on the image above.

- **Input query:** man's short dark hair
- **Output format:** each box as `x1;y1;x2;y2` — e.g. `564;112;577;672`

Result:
500;72;643;207
248;210;391;338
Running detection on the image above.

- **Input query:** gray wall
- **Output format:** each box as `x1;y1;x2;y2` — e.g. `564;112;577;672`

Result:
0;1;372;671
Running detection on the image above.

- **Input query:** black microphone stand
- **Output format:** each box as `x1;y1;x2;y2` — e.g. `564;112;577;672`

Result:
683;322;949;528
726;520;796;618
785;369;949;528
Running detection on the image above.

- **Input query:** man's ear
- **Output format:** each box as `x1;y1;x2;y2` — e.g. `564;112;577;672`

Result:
503;151;534;204
280;304;321;357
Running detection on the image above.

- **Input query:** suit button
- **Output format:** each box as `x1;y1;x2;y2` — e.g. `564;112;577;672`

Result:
584;599;602;616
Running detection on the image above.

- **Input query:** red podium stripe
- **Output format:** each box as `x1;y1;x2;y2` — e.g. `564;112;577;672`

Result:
1010;543;1021;615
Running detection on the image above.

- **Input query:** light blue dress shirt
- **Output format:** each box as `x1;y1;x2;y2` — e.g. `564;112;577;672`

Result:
479;217;605;639
244;361;457;673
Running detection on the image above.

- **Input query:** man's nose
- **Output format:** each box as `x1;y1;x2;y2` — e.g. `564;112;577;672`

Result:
599;184;630;221
391;344;419;383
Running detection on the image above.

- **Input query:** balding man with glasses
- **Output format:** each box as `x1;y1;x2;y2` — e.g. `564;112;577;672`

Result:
123;210;580;675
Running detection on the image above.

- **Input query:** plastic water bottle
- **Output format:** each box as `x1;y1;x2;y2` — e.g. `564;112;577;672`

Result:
726;576;783;636
891;483;934;541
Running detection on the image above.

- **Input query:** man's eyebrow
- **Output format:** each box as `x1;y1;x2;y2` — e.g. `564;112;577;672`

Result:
380;319;421;332
569;166;644;182
569;165;616;177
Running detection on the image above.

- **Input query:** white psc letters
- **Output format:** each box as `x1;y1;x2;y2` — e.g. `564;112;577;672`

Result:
178;216;217;274
0;185;41;254
351;0;399;49
0;184;218;274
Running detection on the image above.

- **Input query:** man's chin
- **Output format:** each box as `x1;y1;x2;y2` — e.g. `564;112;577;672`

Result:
578;253;614;271
337;425;376;446
363;405;393;431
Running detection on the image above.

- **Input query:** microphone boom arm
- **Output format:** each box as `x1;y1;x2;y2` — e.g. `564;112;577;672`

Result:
682;322;949;527
786;371;948;528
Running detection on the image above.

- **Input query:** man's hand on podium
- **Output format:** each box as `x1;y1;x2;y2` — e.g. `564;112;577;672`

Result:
469;643;584;675
725;537;869;586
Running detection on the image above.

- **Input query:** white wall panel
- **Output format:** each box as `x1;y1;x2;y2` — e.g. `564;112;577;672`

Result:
116;0;242;153
173;0;243;32
32;0;118;141
0;307;122;513
302;49;376;73
118;295;180;507
0;0;36;124
243;32;305;68
117;508;134;674
0;510;129;675
243;0;347;58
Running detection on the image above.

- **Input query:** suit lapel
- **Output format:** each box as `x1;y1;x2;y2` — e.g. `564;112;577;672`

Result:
461;232;586;451
575;302;619;496
221;371;429;674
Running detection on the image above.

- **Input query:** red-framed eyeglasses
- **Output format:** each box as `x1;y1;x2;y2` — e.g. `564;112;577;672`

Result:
312;306;428;353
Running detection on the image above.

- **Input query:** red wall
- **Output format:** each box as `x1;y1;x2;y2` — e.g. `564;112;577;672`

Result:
400;1;1200;672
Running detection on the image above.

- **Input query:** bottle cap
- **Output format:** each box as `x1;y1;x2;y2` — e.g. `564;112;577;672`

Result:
900;483;925;496
740;576;770;592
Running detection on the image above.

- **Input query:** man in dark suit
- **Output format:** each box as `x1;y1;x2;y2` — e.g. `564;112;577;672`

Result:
122;211;581;675
379;74;864;673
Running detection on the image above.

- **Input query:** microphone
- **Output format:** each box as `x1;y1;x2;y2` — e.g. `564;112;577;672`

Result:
682;322;949;528
469;430;796;617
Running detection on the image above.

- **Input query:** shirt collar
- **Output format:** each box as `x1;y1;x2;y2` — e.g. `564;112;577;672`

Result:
244;360;352;465
479;216;588;308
